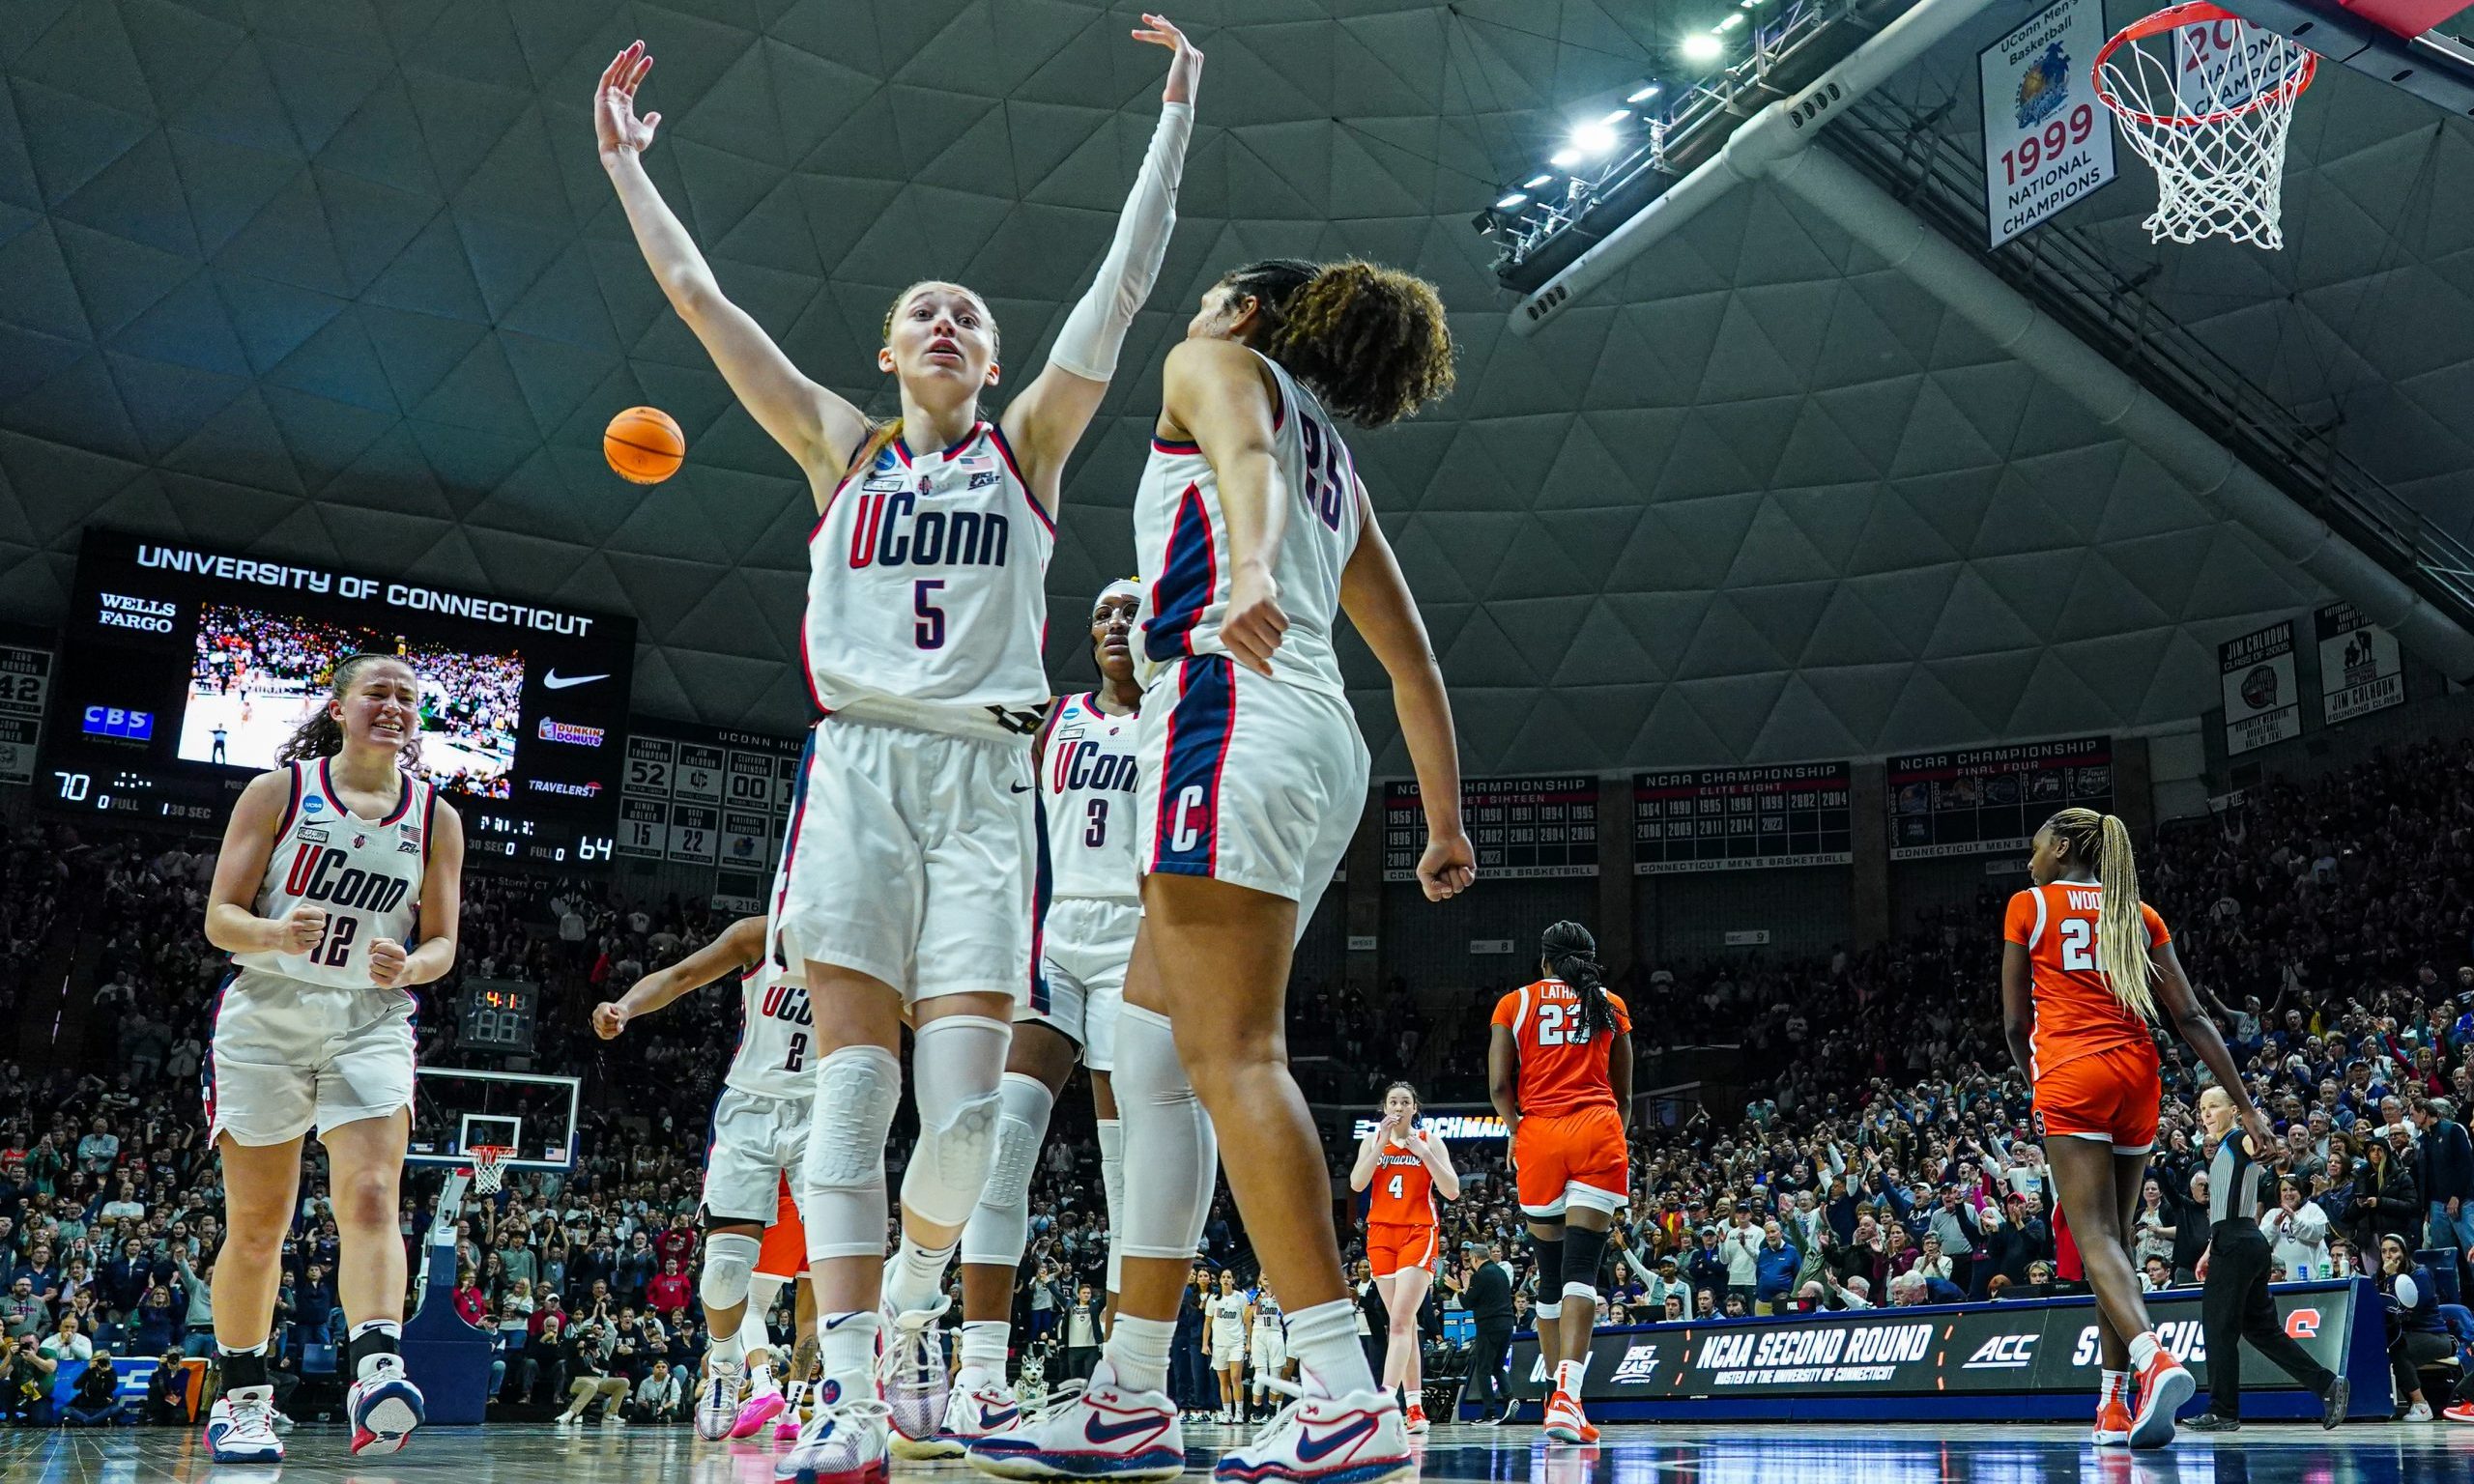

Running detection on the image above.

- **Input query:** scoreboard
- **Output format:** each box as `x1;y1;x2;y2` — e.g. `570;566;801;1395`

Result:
619;720;805;909
1383;777;1597;880
1632;764;1853;873
1888;736;2113;859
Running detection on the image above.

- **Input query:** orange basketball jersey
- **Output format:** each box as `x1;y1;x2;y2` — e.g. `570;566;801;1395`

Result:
2002;882;2169;1077
1492;979;1632;1119
1366;1137;1436;1228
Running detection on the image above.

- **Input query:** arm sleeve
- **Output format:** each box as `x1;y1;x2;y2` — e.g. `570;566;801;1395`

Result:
1043;103;1193;382
2141;901;2172;946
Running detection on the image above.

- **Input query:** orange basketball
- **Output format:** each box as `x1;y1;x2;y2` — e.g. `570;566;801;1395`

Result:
604;406;685;485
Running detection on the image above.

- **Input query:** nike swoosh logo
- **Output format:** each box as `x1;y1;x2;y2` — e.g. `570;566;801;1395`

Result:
1295;1416;1378;1462
544;671;609;689
1084;1412;1165;1444
1010;783;1032;793
983;1408;1020;1428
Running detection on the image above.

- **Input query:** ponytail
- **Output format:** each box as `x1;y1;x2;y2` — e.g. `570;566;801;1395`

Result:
275;653;421;769
2047;807;2159;1024
1540;919;1616;1039
1216;258;1454;429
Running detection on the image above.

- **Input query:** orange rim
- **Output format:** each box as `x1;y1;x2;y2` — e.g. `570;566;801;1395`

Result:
2092;1;2317;128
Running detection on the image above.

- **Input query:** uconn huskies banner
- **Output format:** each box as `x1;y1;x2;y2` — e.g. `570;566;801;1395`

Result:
1497;1279;2379;1421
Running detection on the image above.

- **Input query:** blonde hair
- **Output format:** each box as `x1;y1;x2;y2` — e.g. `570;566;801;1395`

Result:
2046;807;2159;1023
849;281;1002;478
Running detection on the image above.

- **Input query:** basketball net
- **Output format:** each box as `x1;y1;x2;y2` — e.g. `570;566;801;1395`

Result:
2094;2;2316;249
468;1145;512;1197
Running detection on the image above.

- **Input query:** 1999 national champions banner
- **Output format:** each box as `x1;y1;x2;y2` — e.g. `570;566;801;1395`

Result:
1504;1281;2373;1419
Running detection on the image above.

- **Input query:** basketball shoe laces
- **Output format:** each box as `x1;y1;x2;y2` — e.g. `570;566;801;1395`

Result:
1242;1376;1311;1449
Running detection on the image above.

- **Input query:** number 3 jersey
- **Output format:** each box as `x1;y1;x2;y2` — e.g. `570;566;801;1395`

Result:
726;956;814;1100
806;421;1054;735
232;759;435;989
1038;693;1140;904
1491;978;1633;1119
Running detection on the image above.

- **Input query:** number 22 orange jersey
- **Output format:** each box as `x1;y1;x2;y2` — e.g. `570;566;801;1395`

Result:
1491;979;1632;1118
2002;882;2169;1077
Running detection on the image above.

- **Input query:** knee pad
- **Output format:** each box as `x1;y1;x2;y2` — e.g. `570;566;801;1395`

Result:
799;1044;902;1260
959;1072;1055;1266
1560;1224;1610;1306
1115;1004;1218;1262
1530;1231;1565;1317
1097;1118;1126;1291
699;1232;762;1313
901;1015;1012;1228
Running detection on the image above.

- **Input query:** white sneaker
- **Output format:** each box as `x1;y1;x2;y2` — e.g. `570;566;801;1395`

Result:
1213;1386;1412;1484
204;1392;285;1463
701;1359;748;1441
965;1360;1184;1482
938;1372;1025;1443
774;1395;893;1484
2406;1401;2435;1421
555;1413;581;1429
877;1295;952;1451
346;1361;426;1457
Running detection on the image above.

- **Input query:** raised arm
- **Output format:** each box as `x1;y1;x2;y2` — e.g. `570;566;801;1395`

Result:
1001;16;1201;507
592;916;765;1039
1347;1127;1383;1193
594;42;867;496
1339;482;1474;902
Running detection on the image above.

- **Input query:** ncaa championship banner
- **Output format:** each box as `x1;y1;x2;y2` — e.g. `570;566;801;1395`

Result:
1500;1280;2377;1421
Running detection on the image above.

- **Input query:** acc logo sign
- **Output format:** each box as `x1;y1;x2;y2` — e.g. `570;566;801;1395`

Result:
2285;1308;2320;1340
1962;1333;2036;1370
1611;1344;1660;1384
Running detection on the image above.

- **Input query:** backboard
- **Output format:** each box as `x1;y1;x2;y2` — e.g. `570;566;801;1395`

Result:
408;1066;580;1172
2210;0;2474;113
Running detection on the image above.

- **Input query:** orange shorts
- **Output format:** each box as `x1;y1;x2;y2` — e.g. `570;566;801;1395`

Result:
1366;1222;1440;1279
756;1174;807;1279
1513;1105;1627;1216
2033;1042;2162;1155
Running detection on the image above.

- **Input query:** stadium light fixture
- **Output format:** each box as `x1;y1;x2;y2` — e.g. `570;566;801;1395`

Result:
1568;119;1621;158
1494;191;1530;209
1626;83;1662;102
1549;147;1582;168
1681;32;1725;62
1523;173;1554;187
1717;13;1746;31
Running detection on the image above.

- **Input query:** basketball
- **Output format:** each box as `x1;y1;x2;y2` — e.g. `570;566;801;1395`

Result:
604;406;685;484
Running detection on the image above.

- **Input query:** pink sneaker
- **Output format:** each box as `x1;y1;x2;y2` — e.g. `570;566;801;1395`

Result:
734;1388;789;1440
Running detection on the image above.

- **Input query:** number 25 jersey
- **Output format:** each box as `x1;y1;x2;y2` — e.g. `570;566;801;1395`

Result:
1492;978;1633;1118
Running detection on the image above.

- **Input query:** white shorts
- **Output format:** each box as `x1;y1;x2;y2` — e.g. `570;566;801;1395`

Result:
1027;897;1137;1070
1136;658;1366;926
703;1086;814;1225
773;709;1039;1005
1213;1341;1244;1368
1250;1331;1286;1374
203;968;416;1148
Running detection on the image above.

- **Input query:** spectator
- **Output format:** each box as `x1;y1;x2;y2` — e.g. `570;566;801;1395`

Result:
144;1347;189;1424
2414;1099;2473;1262
62;1347;125;1426
627;1358;686;1424
554;1319;629;1425
0;1331;57;1424
1752;1220;1800;1315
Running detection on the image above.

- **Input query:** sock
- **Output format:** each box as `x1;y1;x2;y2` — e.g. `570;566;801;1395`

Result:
960;1320;1009;1383
2128;1331;2161;1371
219;1342;270;1396
1284;1298;1375;1397
349;1319;403;1381
885;1235;957;1315
1102;1314;1176;1395
747;1354;774;1389
819;1311;881;1404
2100;1369;2130;1406
710;1327;747;1372
1555;1355;1591;1397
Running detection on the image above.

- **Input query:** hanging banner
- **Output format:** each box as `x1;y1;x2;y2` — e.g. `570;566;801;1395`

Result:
1888;738;2111;860
2220;620;2300;756
1979;0;2115;247
0;644;51;788
2314;602;2404;726
1384;778;1597;880
1634;764;1853;873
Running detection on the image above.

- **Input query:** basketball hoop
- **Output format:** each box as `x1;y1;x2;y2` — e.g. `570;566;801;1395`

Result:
2094;2;2316;248
467;1145;513;1196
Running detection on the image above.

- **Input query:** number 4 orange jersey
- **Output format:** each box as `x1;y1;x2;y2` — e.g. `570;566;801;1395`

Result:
1492;979;1632;1119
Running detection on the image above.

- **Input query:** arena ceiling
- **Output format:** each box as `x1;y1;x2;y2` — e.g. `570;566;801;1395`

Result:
0;0;2460;776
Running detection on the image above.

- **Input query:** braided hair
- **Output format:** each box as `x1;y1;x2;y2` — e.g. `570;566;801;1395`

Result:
1540;920;1615;1038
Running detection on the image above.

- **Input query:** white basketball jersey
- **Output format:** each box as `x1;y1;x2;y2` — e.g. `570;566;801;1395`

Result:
1135;352;1362;698
1039;693;1140;903
805;422;1054;735
232;759;432;989
726;957;815;1101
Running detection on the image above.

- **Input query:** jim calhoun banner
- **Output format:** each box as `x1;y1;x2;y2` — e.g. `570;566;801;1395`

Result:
2219;619;2300;756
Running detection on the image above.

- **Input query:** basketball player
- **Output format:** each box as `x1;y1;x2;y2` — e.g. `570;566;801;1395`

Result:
970;260;1467;1484
199;654;464;1463
591;913;818;1441
598;20;1201;1479
930;582;1146;1454
1348;1082;1456;1433
1208;1270;1249;1424
1490;922;1630;1444
1245;1280;1288;1424
735;1179;823;1441
2000;807;2269;1449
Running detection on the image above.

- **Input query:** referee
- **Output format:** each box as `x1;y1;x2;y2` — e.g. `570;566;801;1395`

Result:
2185;1085;2348;1431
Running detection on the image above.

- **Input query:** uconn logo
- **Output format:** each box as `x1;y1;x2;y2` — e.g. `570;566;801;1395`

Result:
847;492;1010;570
759;979;813;1026
1051;737;1137;794
280;844;410;914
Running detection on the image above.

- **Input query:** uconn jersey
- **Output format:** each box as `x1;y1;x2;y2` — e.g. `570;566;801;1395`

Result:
705;956;816;1223
805;421;1053;734
232;759;433;988
207;759;429;1149
727;958;814;1100
1131;352;1371;928
1028;694;1141;1069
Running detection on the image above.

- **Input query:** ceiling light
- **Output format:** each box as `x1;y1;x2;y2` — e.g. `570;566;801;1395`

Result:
1627;83;1661;102
1549;147;1582;168
1523;173;1554;187
1568;119;1620;157
1494;192;1529;209
1718;13;1746;31
1681;33;1725;62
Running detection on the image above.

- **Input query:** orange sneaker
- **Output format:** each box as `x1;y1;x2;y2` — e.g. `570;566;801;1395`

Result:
1403;1401;1429;1435
1541;1388;1588;1444
2091;1394;2132;1446
2128;1351;2194;1449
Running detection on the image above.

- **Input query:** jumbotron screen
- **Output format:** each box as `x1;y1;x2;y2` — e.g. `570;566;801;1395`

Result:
43;530;636;869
